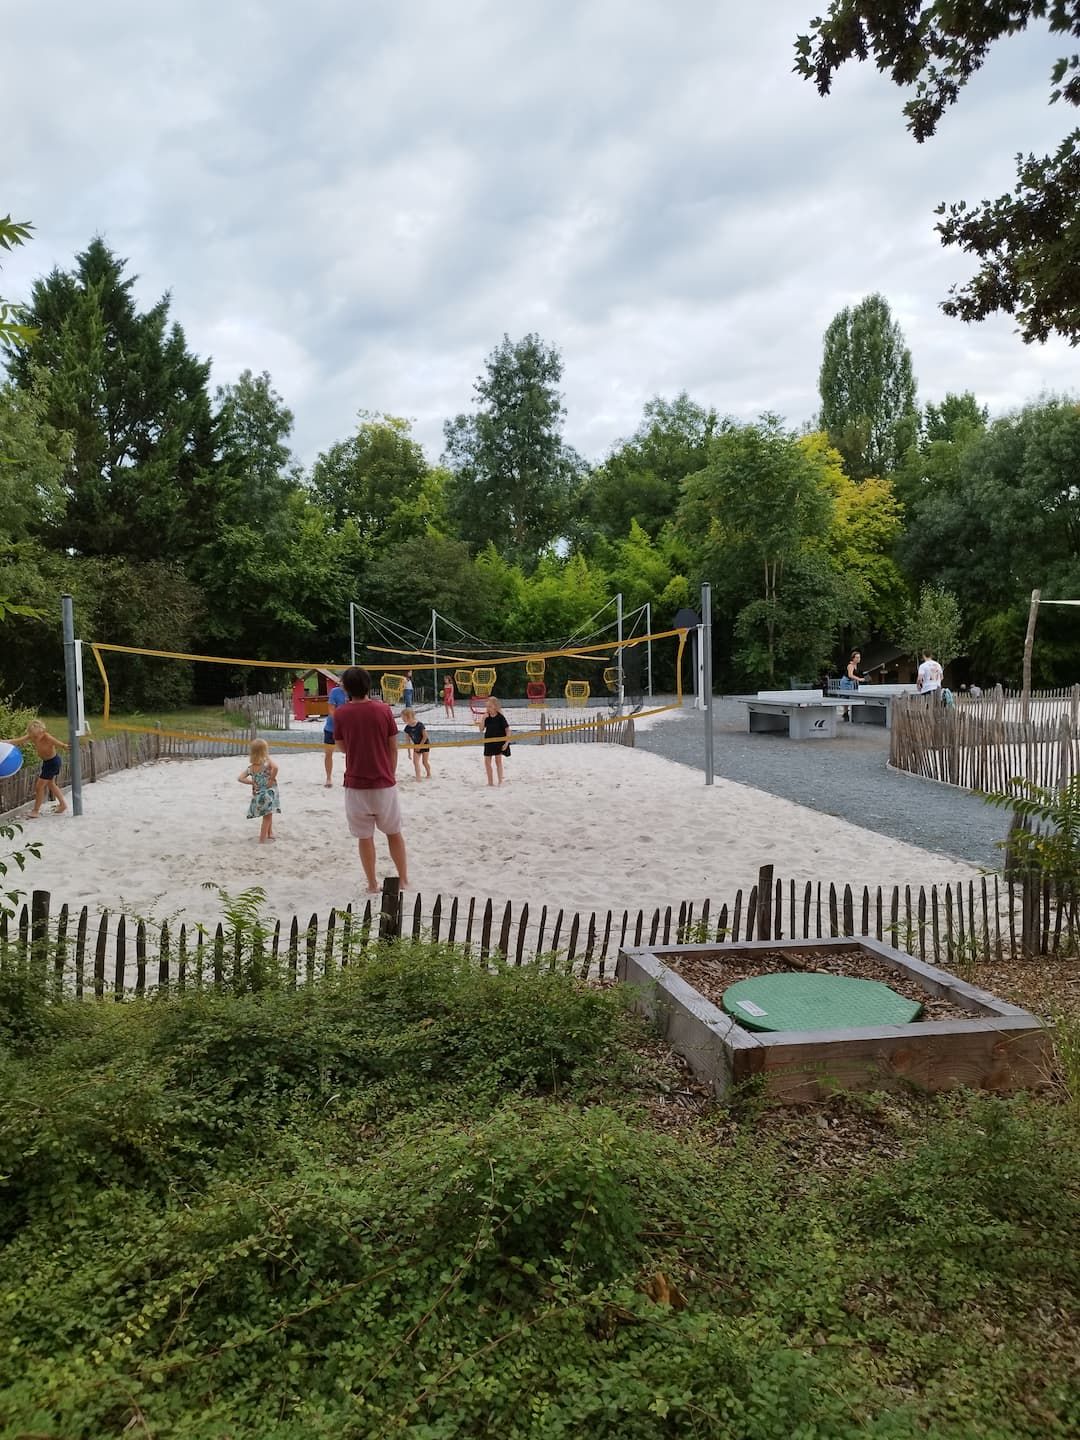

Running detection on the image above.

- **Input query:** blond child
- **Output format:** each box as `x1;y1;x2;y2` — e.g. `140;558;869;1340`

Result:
401;708;432;780
238;738;280;842
481;697;511;786
4;720;69;817
442;673;456;719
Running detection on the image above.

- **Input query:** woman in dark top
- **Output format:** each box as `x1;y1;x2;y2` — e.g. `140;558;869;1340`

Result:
401;707;431;780
482;697;511;786
842;649;870;721
846;650;869;687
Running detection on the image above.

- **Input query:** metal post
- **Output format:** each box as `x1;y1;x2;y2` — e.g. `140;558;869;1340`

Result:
645;601;653;699
431;609;438;712
61;593;84;816
349;602;357;666
616;592;625;710
701;582;714;786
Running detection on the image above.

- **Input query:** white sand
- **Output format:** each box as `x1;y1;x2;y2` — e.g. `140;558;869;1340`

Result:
14;737;979;931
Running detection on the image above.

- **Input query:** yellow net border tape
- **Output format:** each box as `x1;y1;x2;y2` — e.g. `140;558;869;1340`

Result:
90;628;685;669
92;698;682;752
88;630;688;747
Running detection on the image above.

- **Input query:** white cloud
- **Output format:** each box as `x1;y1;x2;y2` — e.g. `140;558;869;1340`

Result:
3;0;1077;467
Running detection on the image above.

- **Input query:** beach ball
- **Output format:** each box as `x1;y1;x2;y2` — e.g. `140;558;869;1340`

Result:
0;742;23;779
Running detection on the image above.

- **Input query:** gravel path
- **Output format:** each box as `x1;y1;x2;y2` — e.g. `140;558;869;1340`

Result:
636;700;1007;870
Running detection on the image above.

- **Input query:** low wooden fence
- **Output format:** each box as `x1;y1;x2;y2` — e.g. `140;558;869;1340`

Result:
890;687;1080;792
0;726;257;818
1;862;1070;1001
0;709;634;821
538;713;635;746
223;691;291;729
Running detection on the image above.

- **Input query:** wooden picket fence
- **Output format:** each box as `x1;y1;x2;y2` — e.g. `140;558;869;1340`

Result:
890;686;1080;793
0;709;635;821
538;712;635;746
2;862;1072;1002
0;725;259;818
223;691;291;729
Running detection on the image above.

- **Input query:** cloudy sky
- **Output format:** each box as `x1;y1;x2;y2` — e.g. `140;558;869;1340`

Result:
3;1;1076;467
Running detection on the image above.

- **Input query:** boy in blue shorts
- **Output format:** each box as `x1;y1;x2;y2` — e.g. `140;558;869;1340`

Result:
3;719;69;817
323;678;348;787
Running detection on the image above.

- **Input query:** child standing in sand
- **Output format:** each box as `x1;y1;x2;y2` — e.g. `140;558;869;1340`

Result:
481;697;511;787
4;720;69;817
442;673;456;719
238;738;280;842
401;708;432;780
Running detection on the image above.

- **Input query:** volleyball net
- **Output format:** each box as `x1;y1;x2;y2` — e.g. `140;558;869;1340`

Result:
85;623;689;753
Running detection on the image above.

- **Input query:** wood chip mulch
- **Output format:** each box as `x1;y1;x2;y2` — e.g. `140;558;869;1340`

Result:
667;948;975;1022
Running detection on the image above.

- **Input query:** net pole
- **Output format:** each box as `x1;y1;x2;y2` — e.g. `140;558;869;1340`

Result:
349;602;357;666
62;593;85;817
432;609;438;711
616;592;625;711
646;602;653;698
701;581;714;787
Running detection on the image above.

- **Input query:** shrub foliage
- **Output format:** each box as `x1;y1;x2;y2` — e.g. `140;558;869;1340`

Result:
0;946;1076;1437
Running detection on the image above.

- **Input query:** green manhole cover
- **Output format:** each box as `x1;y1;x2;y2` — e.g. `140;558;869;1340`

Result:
721;972;923;1033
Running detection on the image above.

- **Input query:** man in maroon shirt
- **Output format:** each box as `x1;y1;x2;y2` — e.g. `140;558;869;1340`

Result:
333;666;409;894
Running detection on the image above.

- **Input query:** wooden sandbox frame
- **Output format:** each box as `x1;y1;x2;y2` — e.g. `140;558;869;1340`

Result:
616;937;1051;1104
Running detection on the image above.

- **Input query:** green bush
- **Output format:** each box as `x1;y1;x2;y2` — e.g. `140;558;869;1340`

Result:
0;956;1075;1438
0;691;36;758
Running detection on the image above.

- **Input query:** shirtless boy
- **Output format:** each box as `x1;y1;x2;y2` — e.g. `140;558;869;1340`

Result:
4;720;69;817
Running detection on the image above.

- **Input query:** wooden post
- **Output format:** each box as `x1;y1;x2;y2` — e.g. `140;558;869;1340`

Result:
379;876;401;942
30;889;49;981
756;864;774;939
1021;588;1040;725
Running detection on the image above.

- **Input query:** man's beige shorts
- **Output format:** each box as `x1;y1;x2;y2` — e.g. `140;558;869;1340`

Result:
344;786;403;840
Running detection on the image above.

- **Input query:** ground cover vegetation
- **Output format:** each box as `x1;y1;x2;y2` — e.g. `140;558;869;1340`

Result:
0;943;1076;1438
4;224;1080;707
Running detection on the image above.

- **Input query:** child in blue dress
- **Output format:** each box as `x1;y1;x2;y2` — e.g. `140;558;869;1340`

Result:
238;738;280;842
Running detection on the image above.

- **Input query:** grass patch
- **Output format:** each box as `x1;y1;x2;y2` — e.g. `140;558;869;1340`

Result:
32;706;270;742
0;945;1076;1438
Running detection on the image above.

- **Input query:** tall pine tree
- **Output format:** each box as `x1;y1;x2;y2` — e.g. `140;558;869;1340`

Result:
9;238;214;557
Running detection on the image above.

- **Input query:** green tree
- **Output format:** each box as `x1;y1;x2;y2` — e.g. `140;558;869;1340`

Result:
679;417;852;683
818;294;918;479
366;534;495;641
795;2;1080;344
8;238;215;558
443;334;580;562
800;433;907;638
0;216;43;623
311;413;443;549
900;583;963;666
894;391;988;518
585;393;719;541
0;552;203;711
599;519;690;615
214;369;299;512
898;399;1080;680
193;491;358;667
0;379;68;543
0;216;35;351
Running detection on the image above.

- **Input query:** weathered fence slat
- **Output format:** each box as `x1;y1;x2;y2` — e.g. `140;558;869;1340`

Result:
10;858;1075;998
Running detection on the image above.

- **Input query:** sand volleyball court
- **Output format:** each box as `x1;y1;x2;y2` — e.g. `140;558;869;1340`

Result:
13;736;981;930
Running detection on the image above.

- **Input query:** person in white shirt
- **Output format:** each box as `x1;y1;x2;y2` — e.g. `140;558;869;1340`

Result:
917;651;943;694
